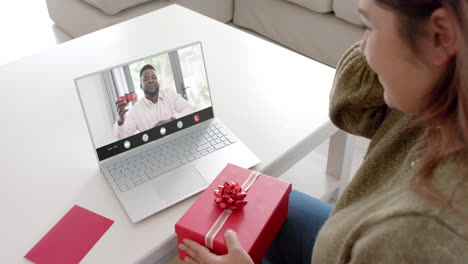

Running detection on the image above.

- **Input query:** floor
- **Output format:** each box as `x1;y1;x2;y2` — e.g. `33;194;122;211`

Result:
0;0;71;66
4;2;370;263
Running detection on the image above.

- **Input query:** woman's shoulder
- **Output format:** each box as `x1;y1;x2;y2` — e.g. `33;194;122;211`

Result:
384;151;468;243
349;213;468;263
315;154;468;263
430;150;468;234
352;153;468;262
395;151;468;236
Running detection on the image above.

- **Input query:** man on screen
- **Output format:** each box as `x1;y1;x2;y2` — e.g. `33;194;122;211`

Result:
114;64;194;140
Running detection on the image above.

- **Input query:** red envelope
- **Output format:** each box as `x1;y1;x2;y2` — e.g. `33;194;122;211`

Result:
25;205;114;264
176;164;292;263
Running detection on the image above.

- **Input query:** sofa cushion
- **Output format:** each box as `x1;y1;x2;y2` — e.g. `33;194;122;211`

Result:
83;0;155;15
285;0;332;13
333;0;363;26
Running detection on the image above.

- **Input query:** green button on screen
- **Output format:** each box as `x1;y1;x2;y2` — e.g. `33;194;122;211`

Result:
124;140;131;149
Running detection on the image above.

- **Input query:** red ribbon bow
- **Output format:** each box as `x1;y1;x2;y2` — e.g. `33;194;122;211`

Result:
214;181;248;210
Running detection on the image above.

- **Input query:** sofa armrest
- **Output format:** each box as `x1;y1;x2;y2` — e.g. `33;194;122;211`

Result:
333;0;363;26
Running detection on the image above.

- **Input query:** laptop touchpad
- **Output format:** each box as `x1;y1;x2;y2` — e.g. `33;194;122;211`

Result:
152;165;208;205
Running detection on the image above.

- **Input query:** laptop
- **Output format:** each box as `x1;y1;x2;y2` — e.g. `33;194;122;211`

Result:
75;42;260;223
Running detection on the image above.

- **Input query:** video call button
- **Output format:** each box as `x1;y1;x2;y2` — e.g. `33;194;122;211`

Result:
194;114;200;123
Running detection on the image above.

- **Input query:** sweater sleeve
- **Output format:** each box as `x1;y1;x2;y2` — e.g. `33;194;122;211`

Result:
329;42;388;139
348;216;468;264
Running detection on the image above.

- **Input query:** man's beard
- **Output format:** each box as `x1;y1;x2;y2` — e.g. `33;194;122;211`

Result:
144;83;159;97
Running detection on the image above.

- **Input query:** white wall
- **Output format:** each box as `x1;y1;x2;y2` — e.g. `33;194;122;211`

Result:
76;74;115;148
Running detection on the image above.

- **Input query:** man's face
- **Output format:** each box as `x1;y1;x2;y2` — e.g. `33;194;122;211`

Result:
140;68;160;97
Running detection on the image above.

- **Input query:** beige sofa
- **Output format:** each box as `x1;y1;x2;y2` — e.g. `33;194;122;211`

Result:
46;0;363;66
234;0;363;66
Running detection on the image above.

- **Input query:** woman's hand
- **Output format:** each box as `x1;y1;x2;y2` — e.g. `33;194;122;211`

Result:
179;229;254;264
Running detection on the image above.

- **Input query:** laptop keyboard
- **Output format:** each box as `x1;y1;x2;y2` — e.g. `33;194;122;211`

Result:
106;123;236;192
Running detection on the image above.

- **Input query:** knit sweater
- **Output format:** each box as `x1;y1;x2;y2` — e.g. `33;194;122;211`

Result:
311;43;468;263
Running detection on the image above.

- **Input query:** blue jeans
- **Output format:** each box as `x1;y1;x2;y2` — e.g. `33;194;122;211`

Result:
262;189;334;264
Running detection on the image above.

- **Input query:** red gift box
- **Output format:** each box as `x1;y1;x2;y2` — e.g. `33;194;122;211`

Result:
118;92;138;102
175;163;292;263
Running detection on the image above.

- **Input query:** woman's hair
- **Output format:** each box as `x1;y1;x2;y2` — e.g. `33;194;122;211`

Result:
375;0;468;217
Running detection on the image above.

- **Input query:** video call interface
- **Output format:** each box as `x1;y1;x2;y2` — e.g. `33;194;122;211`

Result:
76;43;213;160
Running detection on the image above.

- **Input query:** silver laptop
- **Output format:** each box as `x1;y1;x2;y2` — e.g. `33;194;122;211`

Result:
75;42;260;223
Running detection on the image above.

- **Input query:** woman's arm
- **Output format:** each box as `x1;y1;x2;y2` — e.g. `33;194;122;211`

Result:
329;42;388;139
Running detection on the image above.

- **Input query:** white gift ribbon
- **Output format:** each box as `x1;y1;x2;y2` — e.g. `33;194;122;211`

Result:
204;170;261;249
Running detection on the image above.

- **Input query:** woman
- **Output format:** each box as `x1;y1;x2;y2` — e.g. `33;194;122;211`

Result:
179;0;468;262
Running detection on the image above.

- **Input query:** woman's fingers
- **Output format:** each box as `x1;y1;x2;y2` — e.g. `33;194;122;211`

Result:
224;229;242;252
178;243;194;258
183;255;200;264
180;238;215;263
179;233;253;264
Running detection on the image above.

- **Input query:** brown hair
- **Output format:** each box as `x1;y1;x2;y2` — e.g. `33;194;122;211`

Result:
375;0;468;217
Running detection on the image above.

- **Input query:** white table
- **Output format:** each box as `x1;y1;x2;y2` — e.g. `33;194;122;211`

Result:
0;5;353;264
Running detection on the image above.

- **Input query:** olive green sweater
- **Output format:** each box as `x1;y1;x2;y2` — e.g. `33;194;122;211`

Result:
312;43;468;263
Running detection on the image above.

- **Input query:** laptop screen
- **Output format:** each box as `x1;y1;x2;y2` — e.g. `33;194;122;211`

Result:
75;42;213;161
